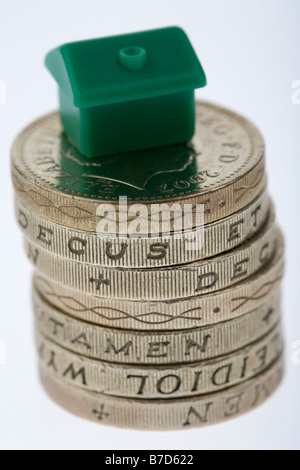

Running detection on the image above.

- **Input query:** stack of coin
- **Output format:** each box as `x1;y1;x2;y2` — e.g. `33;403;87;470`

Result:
11;102;285;430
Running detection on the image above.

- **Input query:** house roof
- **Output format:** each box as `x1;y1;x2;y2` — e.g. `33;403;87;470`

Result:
45;27;207;107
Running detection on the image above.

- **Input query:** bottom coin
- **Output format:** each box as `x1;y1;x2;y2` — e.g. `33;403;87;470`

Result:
39;355;284;431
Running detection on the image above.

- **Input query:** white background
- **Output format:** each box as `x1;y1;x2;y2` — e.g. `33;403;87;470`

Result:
0;0;299;450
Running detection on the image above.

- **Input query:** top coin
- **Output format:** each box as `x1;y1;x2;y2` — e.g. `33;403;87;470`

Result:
11;102;265;232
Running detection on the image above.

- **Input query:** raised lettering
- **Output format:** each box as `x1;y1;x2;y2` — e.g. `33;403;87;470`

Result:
251;383;270;408
231;258;249;281
105;242;128;261
240;356;249;379
71;333;92;350
68;237;87;256
157;375;181;395
49;318;64;335
37;225;53;246
219;154;239;163
105;339;132;356
47;351;58;372
227;219;244;243
147;243;169;261
127;375;148;395
251;204;261;228
191;371;203;392
183;403;213;426
147;342;170;358
185;335;211;356
195;273;218;292
262;308;274;325
26;245;39;264
259;243;270;264
211;364;232;386
254;346;267;372
18;210;28;229
224;394;243;417
63;363;87;385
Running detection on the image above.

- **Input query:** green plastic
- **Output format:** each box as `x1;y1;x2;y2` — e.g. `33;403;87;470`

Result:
45;26;207;159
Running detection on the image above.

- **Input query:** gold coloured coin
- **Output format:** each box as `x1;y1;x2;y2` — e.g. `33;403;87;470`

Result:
33;288;282;365
33;230;284;330
24;208;277;301
11;103;266;233
15;190;269;267
39;356;284;430
36;324;283;399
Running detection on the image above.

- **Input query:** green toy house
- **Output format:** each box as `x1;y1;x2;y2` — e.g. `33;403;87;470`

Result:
45;27;206;159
